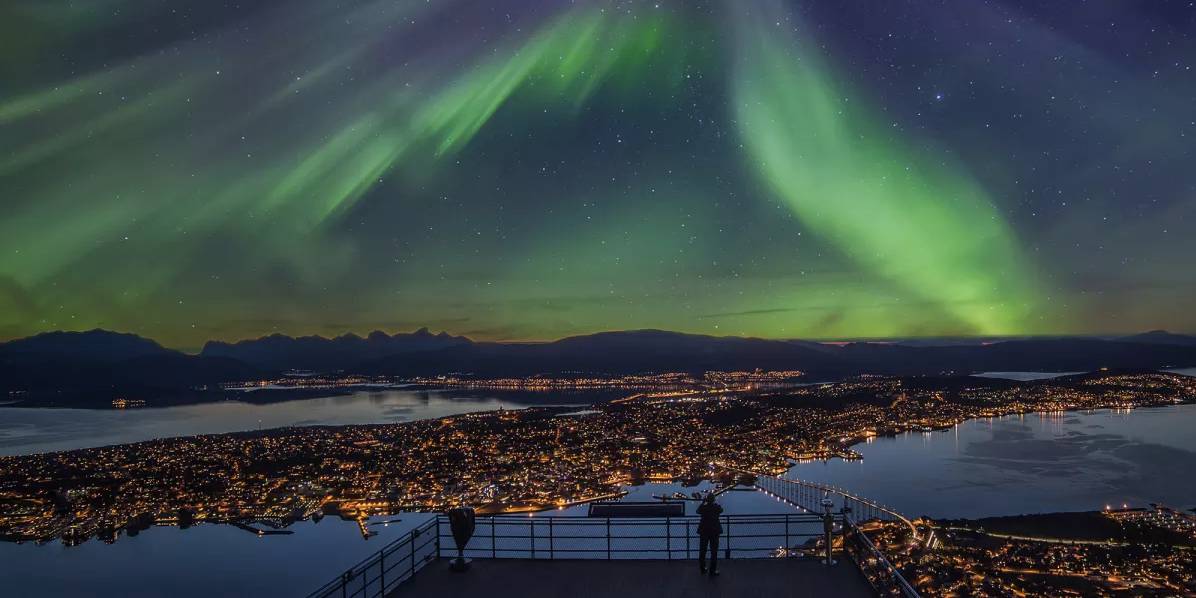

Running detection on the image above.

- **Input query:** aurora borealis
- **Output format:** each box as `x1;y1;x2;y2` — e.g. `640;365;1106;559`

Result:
2;0;1194;348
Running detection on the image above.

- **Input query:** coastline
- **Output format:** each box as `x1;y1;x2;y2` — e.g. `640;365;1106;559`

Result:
783;400;1196;480
3;371;1193;546
6;371;1193;461
6;375;1193;461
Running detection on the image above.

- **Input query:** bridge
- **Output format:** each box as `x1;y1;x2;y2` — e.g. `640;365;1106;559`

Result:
752;473;920;539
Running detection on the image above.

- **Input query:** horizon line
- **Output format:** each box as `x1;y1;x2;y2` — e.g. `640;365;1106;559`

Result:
4;326;1192;355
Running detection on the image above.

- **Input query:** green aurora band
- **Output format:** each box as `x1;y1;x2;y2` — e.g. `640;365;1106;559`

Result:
0;1;695;344
1;2;676;274
8;0;1191;346
730;3;1043;335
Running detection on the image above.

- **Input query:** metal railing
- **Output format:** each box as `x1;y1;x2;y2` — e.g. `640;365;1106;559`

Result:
306;518;439;598
309;474;923;598
309;512;835;598
440;513;832;560
842;518;920;598
753;474;920;597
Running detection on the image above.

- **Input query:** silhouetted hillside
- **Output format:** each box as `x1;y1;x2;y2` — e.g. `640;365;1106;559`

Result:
841;338;1196;374
358;329;849;376
1118;330;1196;347
4;329;1196;404
1;329;169;362
0;330;258;404
357;330;1196;377
199;328;471;371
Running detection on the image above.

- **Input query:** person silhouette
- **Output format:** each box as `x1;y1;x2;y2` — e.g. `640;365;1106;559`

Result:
696;493;723;576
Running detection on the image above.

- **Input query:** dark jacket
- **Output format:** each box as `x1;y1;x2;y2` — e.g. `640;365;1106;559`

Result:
697;501;723;536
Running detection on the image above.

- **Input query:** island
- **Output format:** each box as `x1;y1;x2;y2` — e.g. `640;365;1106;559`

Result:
1;370;1192;548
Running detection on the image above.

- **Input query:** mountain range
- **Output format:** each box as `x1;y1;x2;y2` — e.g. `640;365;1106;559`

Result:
2;328;1195;404
200;327;471;371
0;330;257;402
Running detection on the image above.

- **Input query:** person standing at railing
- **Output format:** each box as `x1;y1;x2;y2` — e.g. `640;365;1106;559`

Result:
696;494;723;576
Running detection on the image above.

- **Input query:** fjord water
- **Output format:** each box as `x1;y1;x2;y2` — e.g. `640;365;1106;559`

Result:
3;369;1191;456
0;517;403;598
787;404;1196;519
0;480;788;598
0;388;594;456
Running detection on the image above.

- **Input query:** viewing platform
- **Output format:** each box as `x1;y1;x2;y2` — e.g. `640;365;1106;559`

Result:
389;557;873;598
307;475;920;598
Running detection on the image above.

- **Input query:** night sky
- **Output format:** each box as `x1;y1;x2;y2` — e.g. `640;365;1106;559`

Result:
2;0;1194;348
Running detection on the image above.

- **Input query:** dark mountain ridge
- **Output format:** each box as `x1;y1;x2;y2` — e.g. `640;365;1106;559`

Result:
356;329;849;377
836;337;1196;374
1;329;169;362
3;329;1196;403
0;329;258;402
200;327;470;371
1118;330;1196;347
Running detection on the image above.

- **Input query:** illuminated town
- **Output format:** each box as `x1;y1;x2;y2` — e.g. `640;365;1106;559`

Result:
218;370;807;396
1;371;1191;560
882;502;1196;596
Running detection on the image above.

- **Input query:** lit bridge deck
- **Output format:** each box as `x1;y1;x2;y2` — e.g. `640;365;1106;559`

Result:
387;558;874;598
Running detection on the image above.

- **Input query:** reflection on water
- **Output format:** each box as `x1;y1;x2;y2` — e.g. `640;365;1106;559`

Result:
0;482;794;598
0;513;431;598
971;371;1083;381
0;389;592;456
788;404;1196;519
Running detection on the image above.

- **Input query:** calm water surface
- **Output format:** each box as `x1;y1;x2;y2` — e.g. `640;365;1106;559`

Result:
0;482;784;598
789;404;1196;519
0;389;593;456
976;368;1196;380
971;371;1082;381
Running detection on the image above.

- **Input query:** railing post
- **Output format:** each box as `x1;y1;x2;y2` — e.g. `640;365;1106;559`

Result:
839;507;850;568
606;518;612;560
379;549;385;593
409;528;417;579
686;520;691;558
724;516;731;560
434;516;441;558
784;515;790;554
665;516;671;560
491;517;497;558
434;518;441;559
549;516;554;559
341;570;349;598
822;509;835;566
530;518;536;559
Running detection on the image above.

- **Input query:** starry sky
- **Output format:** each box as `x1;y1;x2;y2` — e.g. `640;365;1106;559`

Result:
2;0;1194;349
